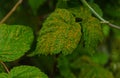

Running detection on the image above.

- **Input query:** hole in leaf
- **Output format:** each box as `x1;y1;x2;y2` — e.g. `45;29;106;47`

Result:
75;17;82;22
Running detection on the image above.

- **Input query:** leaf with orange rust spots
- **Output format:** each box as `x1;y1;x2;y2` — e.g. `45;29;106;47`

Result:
33;9;81;55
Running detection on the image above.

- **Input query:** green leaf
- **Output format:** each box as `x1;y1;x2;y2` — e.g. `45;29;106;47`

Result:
28;0;47;14
0;73;8;78
9;66;48;78
82;16;103;53
57;56;76;78
90;52;109;65
68;6;91;19
79;65;114;78
70;55;93;69
33;8;81;55
102;24;110;37
0;66;48;78
0;24;34;62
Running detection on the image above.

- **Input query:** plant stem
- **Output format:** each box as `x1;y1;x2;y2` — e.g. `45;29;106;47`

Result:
0;61;10;73
81;0;108;23
50;54;59;78
81;0;120;30
107;23;120;29
0;0;23;24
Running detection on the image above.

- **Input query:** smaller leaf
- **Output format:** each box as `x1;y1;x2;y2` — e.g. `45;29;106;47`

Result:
0;73;8;78
70;55;93;69
79;65;114;78
9;66;48;78
68;6;91;19
102;24;110;37
0;24;34;62
0;65;48;78
82;16;103;52
57;56;76;78
90;52;109;65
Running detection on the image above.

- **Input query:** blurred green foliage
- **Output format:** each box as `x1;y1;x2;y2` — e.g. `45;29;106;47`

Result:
0;0;120;78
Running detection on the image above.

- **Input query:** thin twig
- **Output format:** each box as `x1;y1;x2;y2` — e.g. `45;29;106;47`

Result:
0;61;10;73
0;0;23;24
107;23;120;29
81;0;120;30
